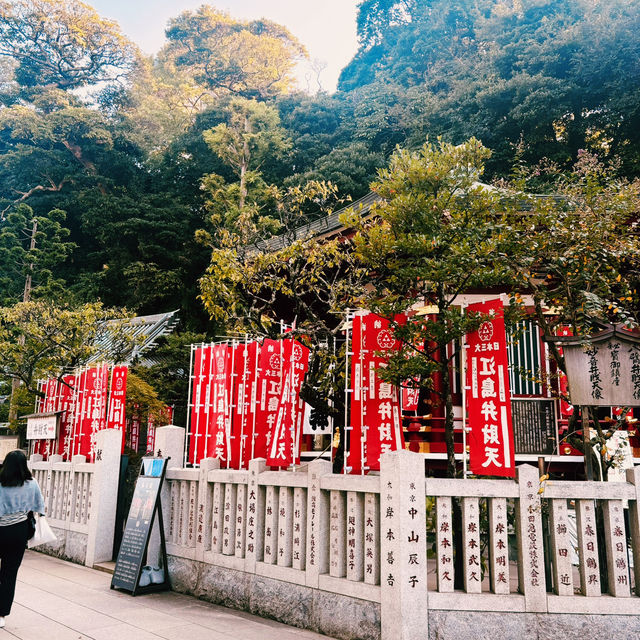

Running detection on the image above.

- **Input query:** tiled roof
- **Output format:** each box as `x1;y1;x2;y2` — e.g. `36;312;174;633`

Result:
87;309;180;366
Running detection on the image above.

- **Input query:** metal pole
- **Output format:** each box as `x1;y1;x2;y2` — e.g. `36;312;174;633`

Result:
343;310;352;475
460;303;469;479
184;343;195;467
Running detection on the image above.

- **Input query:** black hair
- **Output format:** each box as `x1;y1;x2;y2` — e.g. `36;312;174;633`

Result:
0;450;33;487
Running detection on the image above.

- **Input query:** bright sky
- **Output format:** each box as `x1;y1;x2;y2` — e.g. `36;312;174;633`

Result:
89;0;360;93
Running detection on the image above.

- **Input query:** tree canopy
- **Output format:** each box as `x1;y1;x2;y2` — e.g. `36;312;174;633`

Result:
0;0;138;92
0;0;639;433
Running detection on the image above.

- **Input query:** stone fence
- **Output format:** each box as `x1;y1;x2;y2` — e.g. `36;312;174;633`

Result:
155;427;640;640
28;428;121;568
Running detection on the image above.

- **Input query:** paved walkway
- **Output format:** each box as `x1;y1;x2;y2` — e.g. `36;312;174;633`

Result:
2;551;335;640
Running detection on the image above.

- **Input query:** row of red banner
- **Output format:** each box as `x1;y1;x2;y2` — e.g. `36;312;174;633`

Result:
347;301;517;477
188;338;310;469
33;364;128;461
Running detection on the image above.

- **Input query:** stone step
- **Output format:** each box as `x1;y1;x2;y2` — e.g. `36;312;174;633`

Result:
92;561;115;575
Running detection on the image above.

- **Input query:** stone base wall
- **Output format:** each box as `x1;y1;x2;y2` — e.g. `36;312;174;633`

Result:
168;555;640;640
168;555;381;640
37;526;88;565
428;611;640;640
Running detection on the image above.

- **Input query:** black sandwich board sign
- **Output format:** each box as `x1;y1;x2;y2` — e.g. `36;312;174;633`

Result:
111;457;171;595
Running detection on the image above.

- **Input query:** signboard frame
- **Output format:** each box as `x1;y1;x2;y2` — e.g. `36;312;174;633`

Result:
111;457;171;596
548;325;640;407
23;412;61;440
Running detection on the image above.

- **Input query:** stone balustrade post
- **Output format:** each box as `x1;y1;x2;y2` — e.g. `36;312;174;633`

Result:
149;425;186;566
516;464;547;612
305;459;331;588
84;428;122;567
196;457;220;560
626;466;640;595
380;451;428;640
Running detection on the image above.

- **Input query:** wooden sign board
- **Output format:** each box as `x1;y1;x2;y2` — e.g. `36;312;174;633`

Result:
111;457;170;595
549;326;640;407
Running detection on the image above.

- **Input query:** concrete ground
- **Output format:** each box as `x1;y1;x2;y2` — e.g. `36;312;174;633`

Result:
1;551;336;640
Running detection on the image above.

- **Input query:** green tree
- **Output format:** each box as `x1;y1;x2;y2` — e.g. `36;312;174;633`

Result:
345;138;514;478
0;0;138;92
164;6;307;99
133;331;207;428
201;97;291;222
0;300;131;426
0;203;75;305
504;152;640;479
199;179;359;428
339;0;640;177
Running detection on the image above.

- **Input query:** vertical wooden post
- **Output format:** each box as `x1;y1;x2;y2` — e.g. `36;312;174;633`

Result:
582;407;594;481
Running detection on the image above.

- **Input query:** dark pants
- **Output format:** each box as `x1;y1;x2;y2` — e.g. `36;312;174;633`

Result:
0;520;28;616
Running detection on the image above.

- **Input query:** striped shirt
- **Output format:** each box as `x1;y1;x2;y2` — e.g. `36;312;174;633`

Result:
0;511;29;526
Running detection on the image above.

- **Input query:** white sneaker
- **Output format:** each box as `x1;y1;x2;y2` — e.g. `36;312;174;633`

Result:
0;616;5;628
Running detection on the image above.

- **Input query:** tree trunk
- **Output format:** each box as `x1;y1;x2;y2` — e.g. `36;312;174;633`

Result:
439;340;456;479
9;219;38;425
239;115;250;210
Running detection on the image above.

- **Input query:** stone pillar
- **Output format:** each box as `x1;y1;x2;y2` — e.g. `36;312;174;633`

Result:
626;466;640;595
380;451;428;640
549;498;574;596
245;458;267;572
305;459;331;588
196;458;220;559
149;425;186;565
515;464;547;612
602;499;631;597
154;425;186;465
84;429;122;567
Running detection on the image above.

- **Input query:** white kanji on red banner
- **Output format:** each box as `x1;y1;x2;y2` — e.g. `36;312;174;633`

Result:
465;299;515;477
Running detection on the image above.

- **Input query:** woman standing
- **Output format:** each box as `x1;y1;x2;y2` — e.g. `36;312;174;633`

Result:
0;450;45;629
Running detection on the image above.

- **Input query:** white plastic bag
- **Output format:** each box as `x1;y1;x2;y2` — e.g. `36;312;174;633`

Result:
27;514;57;548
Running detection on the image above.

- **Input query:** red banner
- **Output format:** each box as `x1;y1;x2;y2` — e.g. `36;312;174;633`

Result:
188;346;210;465
465;299;515;478
208;343;233;464
229;341;259;470
56;375;75;459
254;339;284;460
348;313;405;473
146;415;156;453
71;369;88;457
346;313;366;473
127;405;141;452
266;339;310;468
106;365;128;452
